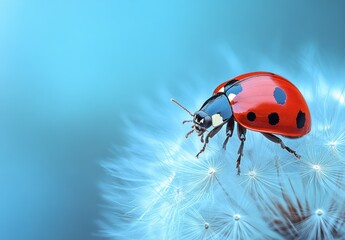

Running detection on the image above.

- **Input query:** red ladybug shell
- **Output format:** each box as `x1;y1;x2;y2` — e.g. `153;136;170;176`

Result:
214;72;311;138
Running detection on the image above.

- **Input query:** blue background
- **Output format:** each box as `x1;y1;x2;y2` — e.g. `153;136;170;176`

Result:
1;1;345;239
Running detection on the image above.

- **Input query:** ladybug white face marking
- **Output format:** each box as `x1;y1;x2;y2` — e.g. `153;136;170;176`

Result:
228;93;236;102
211;114;223;127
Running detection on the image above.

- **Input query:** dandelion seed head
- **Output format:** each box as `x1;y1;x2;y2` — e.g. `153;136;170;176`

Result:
332;89;345;105
238;155;281;198
233;214;241;221
315;208;324;217
173;187;184;202
208;167;216;175
326;140;338;151
317;124;331;132
248;170;256;178
312;164;322;172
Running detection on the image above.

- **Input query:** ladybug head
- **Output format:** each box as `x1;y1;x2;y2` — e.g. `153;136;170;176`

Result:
171;95;232;140
193;111;212;135
171;98;211;138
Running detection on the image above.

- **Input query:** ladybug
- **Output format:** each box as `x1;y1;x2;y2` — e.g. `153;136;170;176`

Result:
171;72;311;175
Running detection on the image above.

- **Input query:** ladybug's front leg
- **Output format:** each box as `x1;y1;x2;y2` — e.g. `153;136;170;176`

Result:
236;124;247;175
196;122;227;158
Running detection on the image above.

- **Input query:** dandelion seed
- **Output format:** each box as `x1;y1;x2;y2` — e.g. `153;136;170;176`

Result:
208;167;216;175
233;214;241;221
287;143;345;196
324;137;345;157
312;164;322;172
296;204;345;240
248;170;256;178
181;209;217;240
327;140;337;149
176;152;228;204
259;173;345;240
238;158;281;198
206;194;274;239
311;92;345;159
332;89;345;105
315;208;324;216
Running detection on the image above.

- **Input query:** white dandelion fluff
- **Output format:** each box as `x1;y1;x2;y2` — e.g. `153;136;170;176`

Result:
180;208;217;240
208;196;275;239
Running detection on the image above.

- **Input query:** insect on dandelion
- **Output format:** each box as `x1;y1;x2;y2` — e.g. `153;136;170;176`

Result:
100;50;345;239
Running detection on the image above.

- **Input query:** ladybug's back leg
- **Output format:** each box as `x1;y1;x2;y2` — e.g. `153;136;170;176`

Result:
262;133;301;158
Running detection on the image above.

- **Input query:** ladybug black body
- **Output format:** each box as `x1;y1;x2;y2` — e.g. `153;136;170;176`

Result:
172;72;311;175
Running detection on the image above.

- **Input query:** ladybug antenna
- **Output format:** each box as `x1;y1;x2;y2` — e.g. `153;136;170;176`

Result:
171;98;194;117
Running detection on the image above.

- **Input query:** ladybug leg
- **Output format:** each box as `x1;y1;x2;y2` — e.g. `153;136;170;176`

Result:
262;133;301;159
182;120;193;124
222;116;235;150
236;124;247;175
196;122;227;158
200;134;205;143
185;128;195;138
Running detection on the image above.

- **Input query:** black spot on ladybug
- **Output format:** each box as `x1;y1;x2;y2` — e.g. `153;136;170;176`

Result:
225;83;243;95
296;110;306;129
247;112;256;122
268;112;279;125
273;87;286;105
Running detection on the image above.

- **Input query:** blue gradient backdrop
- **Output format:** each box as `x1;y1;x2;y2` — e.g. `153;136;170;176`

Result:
1;1;345;240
